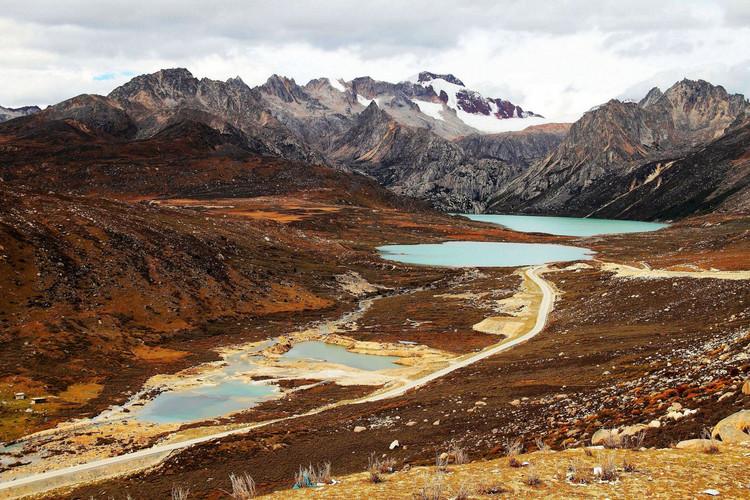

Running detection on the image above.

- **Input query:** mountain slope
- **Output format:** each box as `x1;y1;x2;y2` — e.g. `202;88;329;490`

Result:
589;117;750;219
489;79;750;218
330;103;567;211
107;68;319;161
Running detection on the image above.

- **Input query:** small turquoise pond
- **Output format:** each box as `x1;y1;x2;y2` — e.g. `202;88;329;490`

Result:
282;341;400;371
378;241;594;268
138;380;277;424
460;214;668;237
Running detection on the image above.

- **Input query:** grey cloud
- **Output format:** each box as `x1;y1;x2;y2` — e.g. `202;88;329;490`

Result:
1;0;740;56
1;0;749;117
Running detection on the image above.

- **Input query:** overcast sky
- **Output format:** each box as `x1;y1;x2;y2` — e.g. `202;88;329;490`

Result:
1;0;749;121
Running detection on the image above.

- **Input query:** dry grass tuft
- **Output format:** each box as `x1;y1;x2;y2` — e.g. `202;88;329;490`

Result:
452;481;472;500
525;467;542;487
413;471;444;500
294;462;332;488
567;462;592;484
504;437;523;457
622;458;638;473
596;453;619;482
449;441;469;465
367;453;396;483
171;485;190;500
227;472;256;499
476;482;508;495
622;431;646;450
534;437;550;452
317;461;332;484
603;432;621;449
701;428;720;454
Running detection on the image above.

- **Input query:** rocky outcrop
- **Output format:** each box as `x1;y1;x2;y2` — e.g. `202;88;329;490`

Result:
489;79;750;219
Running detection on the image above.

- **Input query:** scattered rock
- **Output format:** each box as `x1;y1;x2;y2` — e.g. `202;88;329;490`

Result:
702;489;720;496
648;420;662;429
405;421;417;427
675;439;716;450
742;379;750;395
353;426;366;433
621;424;647;437
433;420;440;426
510;399;521;406
711;410;750;444
389;440;399;450
591;429;619;446
668;402;683;412
717;392;735;402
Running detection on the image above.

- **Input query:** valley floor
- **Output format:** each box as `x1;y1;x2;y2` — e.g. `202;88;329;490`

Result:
1;193;748;499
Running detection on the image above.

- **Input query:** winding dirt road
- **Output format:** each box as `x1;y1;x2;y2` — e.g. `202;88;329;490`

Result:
0;265;555;499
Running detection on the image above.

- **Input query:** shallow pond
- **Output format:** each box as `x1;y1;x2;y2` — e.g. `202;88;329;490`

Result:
460;214;668;237
282;341;400;371
378;241;594;268
137;380;277;424
136;339;399;423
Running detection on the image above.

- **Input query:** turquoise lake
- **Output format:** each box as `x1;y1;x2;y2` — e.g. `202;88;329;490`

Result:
460;214;668;237
283;341;400;371
378;241;594;268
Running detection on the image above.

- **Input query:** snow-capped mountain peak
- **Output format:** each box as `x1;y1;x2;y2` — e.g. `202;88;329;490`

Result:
412;71;546;133
416;71;466;87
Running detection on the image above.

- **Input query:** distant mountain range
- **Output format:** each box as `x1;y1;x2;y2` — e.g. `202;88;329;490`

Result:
0;104;41;123
1;70;748;219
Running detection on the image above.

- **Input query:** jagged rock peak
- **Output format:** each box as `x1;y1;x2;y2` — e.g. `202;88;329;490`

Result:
108;68;200;102
226;75;245;86
639;87;663;108
361;100;383;116
417;71;465;87
260;74;308;103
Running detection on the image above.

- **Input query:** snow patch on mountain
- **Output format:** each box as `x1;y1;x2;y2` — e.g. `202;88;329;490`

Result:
414;72;546;132
456;112;547;133
357;94;374;107
413;100;445;121
328;77;346;93
420;77;463;109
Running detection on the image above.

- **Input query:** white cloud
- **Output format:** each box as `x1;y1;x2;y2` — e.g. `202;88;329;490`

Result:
0;1;748;122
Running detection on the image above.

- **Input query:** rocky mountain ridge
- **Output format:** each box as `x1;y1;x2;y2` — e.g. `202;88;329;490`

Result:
2;70;748;219
488;79;750;219
0;68;556;212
